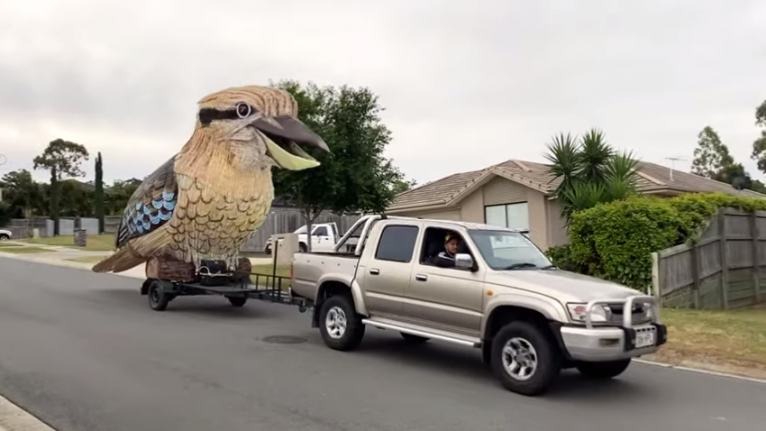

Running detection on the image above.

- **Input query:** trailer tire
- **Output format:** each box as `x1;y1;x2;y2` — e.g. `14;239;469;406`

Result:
575;359;631;380
491;321;561;396
148;280;172;311
227;296;248;307
319;294;365;351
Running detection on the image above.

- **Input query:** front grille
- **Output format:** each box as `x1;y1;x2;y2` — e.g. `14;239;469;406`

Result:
607;303;652;326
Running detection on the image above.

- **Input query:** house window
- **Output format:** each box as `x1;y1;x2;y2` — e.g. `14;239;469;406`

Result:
484;202;529;230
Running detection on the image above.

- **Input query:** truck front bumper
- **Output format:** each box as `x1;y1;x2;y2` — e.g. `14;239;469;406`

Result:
558;323;667;361
554;294;668;362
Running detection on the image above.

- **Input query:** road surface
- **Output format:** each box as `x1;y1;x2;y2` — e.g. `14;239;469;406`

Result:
0;257;764;431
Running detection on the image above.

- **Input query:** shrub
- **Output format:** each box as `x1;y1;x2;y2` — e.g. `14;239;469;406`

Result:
564;193;766;290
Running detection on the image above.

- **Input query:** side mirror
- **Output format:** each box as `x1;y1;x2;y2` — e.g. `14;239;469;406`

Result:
455;253;474;270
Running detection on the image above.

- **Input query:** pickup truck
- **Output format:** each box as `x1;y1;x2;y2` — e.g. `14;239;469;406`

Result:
290;215;667;396
265;222;340;254
0;229;11;241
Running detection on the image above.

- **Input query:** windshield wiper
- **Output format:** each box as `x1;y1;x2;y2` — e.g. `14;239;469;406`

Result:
502;263;539;270
539;265;557;270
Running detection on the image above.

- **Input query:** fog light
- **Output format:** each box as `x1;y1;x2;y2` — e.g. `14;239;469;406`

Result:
599;338;619;346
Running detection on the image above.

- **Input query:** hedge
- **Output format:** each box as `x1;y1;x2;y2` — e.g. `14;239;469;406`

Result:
546;193;766;290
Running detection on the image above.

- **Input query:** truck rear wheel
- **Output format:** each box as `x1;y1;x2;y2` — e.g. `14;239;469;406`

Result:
576;359;631;379
319;295;365;351
491;321;561;396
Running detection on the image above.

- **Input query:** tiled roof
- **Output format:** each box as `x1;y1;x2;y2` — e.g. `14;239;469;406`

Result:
389;159;764;209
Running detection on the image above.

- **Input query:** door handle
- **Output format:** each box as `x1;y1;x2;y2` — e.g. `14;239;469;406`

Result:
370;268;380;275
415;274;428;282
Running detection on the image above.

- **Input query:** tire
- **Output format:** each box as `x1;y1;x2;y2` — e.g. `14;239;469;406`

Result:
0;234;9;241
576;359;631;380
227;296;248;307
491;321;562;396
400;332;429;343
318;294;365;351
147;280;172;311
299;243;307;253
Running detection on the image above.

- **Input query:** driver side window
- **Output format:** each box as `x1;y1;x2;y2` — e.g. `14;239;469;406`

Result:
419;227;472;270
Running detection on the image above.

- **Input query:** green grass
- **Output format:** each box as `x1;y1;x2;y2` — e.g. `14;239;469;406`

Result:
22;234;116;251
0;246;52;254
0;243;21;248
652;308;766;375
65;255;110;264
251;264;291;289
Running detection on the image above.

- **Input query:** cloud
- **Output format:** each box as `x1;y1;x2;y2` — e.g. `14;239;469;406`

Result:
1;0;765;186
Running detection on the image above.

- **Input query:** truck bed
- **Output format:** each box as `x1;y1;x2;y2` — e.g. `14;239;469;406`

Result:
290;252;360;302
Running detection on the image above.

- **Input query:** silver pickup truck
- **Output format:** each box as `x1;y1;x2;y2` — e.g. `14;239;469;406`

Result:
291;215;667;396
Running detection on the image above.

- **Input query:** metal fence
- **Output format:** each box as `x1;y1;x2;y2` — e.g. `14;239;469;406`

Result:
652;208;765;309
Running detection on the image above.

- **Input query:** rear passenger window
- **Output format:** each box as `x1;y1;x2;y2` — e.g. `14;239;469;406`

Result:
375;225;419;263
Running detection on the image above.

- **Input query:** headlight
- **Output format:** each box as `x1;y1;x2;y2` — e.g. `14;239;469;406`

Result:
567;303;611;323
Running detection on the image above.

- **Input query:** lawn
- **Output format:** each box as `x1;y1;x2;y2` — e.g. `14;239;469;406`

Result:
0;246;52;254
649;308;766;378
22;234;116;251
251;264;291;289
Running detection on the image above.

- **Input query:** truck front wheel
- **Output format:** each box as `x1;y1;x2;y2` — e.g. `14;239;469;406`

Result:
319;295;365;351
575;359;631;380
491;321;562;396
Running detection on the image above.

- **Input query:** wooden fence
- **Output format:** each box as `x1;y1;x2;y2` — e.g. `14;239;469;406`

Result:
652;208;764;309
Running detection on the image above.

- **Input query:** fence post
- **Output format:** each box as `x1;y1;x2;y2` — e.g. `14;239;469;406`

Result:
691;241;701;309
651;252;661;305
753;212;762;304
718;209;729;309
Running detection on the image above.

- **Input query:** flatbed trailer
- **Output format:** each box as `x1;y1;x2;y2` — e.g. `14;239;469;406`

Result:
139;254;309;312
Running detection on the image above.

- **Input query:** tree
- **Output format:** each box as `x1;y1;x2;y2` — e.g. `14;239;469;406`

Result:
106;178;141;215
545;129;639;224
691;126;734;178
95;152;105;233
391;176;417;196
33;139;89;235
271;80;404;251
751;100;766;173
0;169;46;218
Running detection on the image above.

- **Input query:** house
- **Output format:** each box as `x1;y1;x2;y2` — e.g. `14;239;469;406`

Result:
387;159;765;251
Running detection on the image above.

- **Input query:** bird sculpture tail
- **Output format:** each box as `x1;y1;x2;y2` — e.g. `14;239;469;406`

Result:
92;246;146;273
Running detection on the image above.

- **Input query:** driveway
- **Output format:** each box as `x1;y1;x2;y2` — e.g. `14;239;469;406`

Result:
0;257;764;431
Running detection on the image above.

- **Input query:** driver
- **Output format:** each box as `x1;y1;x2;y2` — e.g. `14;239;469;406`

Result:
434;233;460;268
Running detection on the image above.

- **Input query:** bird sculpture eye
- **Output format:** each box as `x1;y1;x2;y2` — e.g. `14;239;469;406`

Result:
236;103;252;118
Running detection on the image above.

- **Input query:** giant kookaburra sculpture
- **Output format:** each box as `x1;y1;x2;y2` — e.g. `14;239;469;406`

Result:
92;85;328;274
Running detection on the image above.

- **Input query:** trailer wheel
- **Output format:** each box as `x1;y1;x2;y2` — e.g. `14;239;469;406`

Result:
227;296;248;307
319;294;365;351
148;280;172;311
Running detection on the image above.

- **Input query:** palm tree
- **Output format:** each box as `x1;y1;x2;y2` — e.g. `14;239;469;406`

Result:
544;128;639;223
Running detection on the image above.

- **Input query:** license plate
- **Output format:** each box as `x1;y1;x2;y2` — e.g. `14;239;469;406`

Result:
634;331;655;348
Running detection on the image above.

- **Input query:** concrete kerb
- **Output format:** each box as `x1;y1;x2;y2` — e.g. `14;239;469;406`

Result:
0;393;55;431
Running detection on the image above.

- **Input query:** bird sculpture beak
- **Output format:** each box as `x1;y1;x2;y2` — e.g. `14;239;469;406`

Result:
249;116;330;171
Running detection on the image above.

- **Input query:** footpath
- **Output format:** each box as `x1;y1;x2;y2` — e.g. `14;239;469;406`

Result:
0;241;272;280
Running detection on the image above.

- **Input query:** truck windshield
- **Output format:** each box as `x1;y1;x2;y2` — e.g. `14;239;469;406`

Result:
468;230;552;270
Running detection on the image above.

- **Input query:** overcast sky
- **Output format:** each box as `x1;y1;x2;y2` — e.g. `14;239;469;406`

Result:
1;0;765;185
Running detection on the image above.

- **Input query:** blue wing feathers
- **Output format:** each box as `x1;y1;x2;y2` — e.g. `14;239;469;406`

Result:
116;156;178;248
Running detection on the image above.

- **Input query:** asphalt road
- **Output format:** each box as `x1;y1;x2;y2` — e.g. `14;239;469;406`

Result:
0;258;764;431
